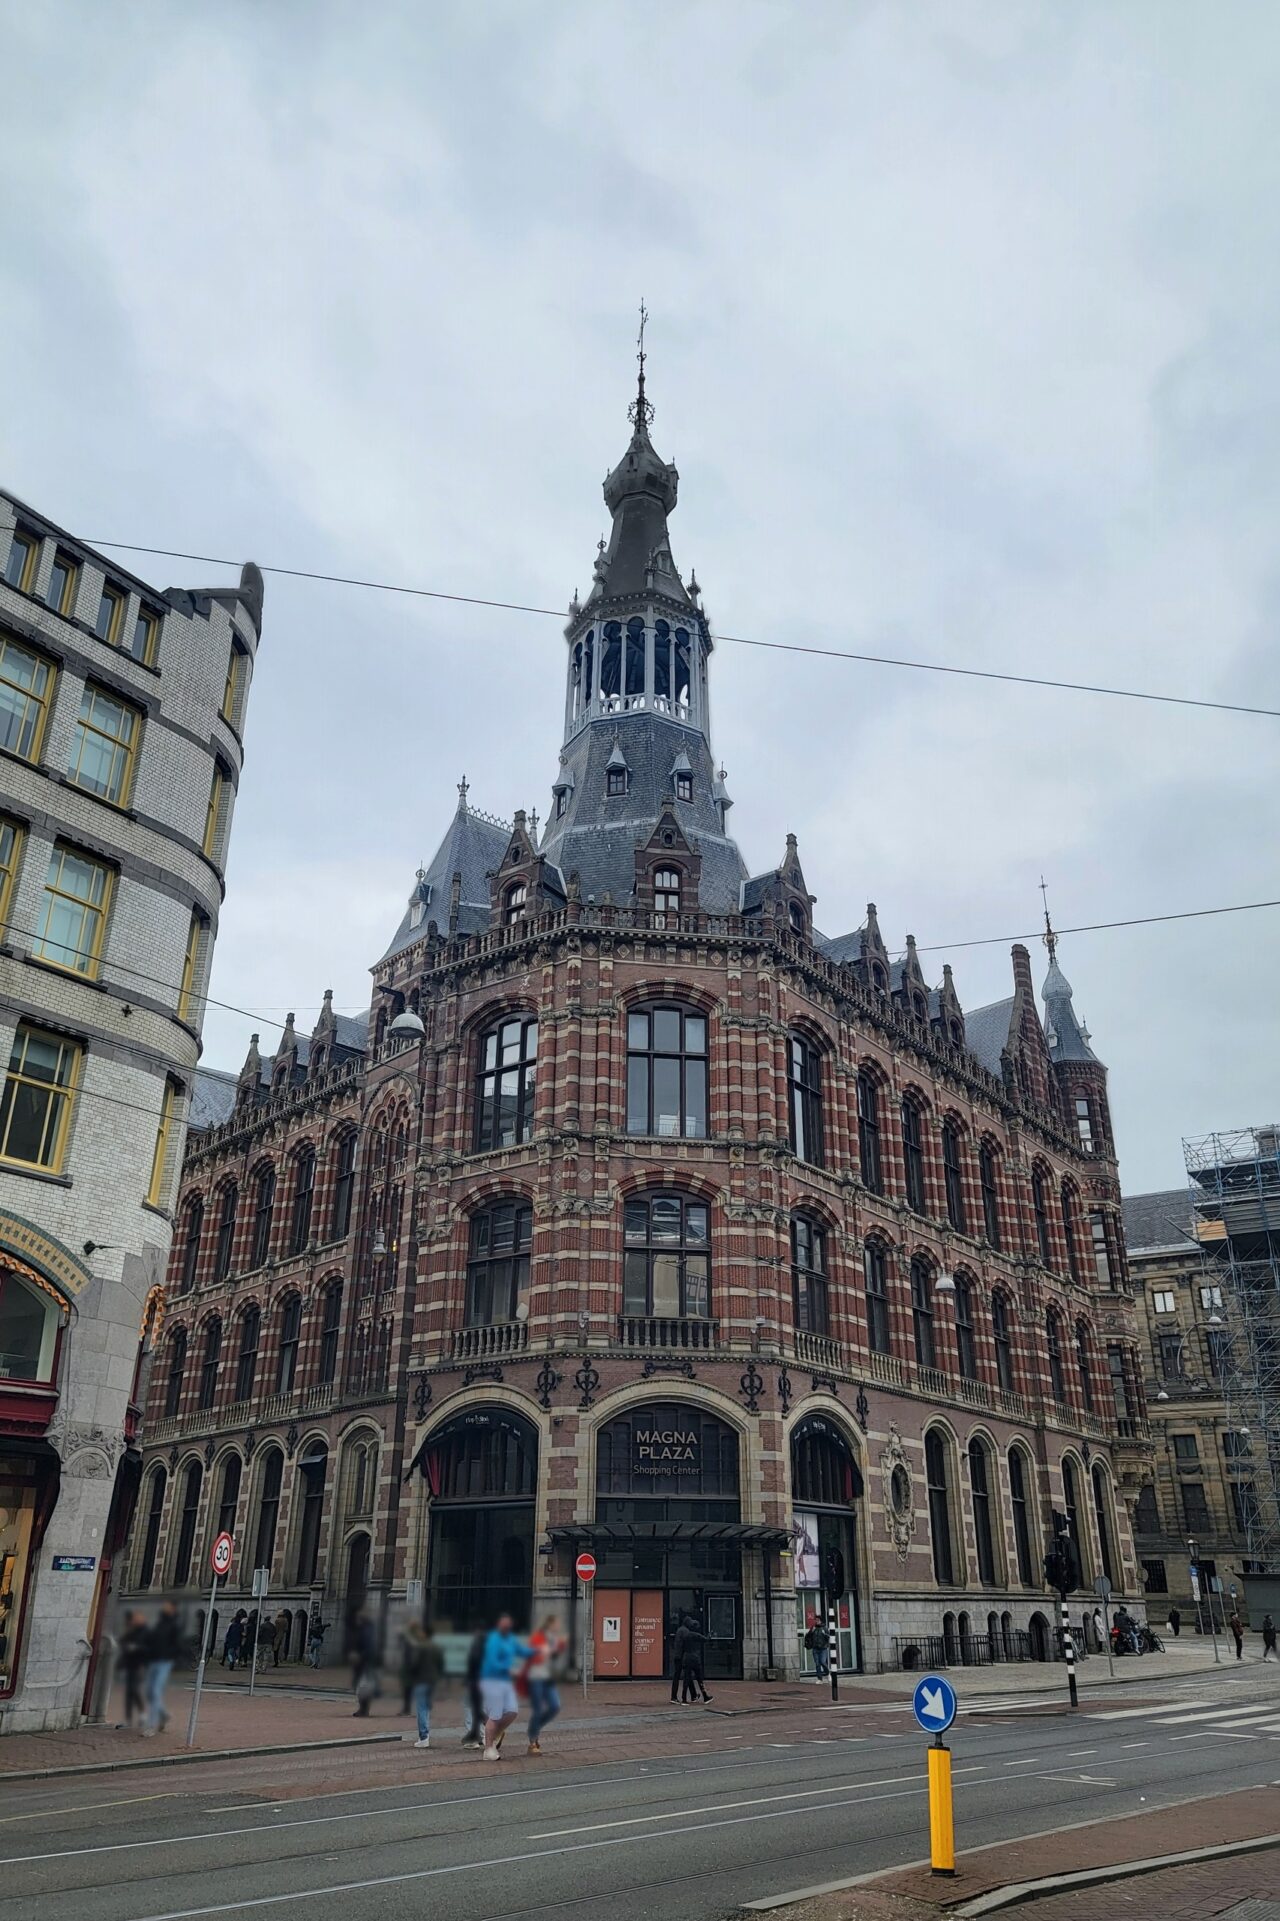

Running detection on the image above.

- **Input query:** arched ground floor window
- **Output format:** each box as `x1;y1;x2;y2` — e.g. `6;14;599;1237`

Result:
416;1406;538;1635
790;1413;865;1676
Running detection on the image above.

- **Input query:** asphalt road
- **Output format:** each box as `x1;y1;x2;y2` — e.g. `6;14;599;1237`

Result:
3;1671;1278;1921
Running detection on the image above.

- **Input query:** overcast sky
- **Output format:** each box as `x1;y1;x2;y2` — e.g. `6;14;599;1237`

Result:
4;2;1278;1194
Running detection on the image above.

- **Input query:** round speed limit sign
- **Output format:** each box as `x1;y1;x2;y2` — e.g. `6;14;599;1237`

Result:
211;1531;234;1578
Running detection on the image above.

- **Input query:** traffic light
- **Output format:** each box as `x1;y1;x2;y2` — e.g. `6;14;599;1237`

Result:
1043;1530;1081;1594
823;1547;846;1600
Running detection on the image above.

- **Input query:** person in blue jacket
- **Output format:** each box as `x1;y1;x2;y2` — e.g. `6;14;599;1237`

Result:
479;1612;531;1760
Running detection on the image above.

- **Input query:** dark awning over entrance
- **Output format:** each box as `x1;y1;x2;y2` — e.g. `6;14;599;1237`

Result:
547;1521;789;1550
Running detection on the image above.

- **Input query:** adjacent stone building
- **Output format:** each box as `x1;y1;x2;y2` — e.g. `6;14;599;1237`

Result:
0;493;261;1730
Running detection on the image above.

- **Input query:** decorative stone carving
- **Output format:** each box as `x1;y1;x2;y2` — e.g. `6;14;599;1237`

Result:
880;1423;917;1563
44;1414;125;1480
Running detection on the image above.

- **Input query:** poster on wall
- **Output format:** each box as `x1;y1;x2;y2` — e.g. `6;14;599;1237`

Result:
791;1510;821;1589
631;1595;664;1676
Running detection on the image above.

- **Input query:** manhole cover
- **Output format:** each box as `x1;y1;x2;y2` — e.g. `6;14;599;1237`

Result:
1218;1903;1280;1921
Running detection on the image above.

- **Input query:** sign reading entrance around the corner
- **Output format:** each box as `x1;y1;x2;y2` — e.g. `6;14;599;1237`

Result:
575;1552;597;1583
210;1532;234;1578
912;1673;957;1734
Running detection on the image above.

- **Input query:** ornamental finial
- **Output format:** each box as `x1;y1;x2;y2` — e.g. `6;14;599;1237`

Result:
628;299;654;431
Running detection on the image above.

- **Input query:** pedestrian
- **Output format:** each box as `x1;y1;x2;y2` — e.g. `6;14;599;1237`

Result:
143;1601;181;1737
1261;1613;1277;1662
120;1610;150;1729
669;1614;690;1703
1229;1609;1245;1660
243;1609;258;1669
306;1610;326;1670
479;1612;531;1761
526;1613;567;1756
274;1608;291;1666
462;1624;487;1747
679;1611;712;1704
258;1615;276;1672
402;1618;444;1749
1168;1606;1181;1638
803;1614;828;1680
349;1609;379;1715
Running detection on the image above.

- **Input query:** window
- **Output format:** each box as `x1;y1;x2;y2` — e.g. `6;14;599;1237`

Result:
623;1192;710;1320
627;1004;706;1139
1074;1320;1095;1413
1152;1289;1176;1315
1092;1463;1115;1586
1062;1457;1084;1571
137;1469;166;1589
331;1129;357;1238
788;1035;824;1166
1200;1285;1223;1311
66;684;140;806
233;1305;260;1402
1075;1097;1095;1152
147;1077;179;1207
289;1147;316;1254
1107;1343;1133;1422
993;1293;1015;1392
0;635;54;761
791;1216;829;1335
253;1450;284;1571
1231;1482;1260;1533
788;901;806;935
0;815;24;933
1142;1558;1168;1594
216;1454;241;1540
857;1071;883;1193
177;910;206;1023
954;1277;978;1379
4;527;38;592
1172;1433;1199;1461
275;1294;302;1393
926;1430;954;1585
555;789;567;818
475;1013;538;1149
1008;1448;1035;1584
34;843;113;976
942;1121;967;1231
1047;1312;1067;1402
911;1257;935;1369
178;1197;203;1294
1090;1211;1113;1286
652;867;681;922
95;584;125;646
675;771;693;802
1223;1430;1252;1459
969;1440;996;1584
318;1282;342;1384
163;1327;187;1418
296;1447;327;1585
864;1240;891;1354
901;1099;926;1213
606;766;627;797
173;1461;202;1586
1181;1482;1210;1531
0;1267;62;1382
222;642;247;723
130;606;160;666
466;1199;532;1325
197;1316;221;1410
1134;1481;1160;1532
213;1182;237;1282
45;551;79;616
1159;1330;1185;1379
1032;1167;1052;1265
503;880;527;925
0;1023;81;1171
1207;1328;1230;1377
250;1164;276;1268
1061;1186;1082;1282
203;762;230;859
979;1142;1001;1247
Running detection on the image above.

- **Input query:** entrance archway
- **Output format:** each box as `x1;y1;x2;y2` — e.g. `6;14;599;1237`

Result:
417;1407;538;1633
790;1413;864;1674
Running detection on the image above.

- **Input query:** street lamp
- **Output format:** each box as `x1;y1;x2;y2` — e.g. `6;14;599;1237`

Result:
935;1272;956;1296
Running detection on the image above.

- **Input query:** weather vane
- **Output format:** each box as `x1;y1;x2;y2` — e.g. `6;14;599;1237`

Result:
1039;875;1057;960
628;299;654;430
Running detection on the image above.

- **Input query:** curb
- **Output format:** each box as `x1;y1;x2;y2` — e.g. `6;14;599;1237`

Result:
953;1831;1280;1916
0;1731;403;1784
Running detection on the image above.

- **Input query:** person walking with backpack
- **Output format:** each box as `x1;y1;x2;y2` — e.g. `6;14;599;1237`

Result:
222;1609;245;1671
804;1615;829;1680
669;1614;690;1703
678;1612;712;1704
526;1613;567;1755
402;1619;444;1749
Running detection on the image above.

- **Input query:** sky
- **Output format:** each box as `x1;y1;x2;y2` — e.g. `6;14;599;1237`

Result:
3;1;1278;1194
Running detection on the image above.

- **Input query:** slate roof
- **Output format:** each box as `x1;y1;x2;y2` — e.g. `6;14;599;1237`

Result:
742;872;777;914
381;802;511;960
1042;953;1099;1064
817;929;866;965
189;1067;237;1134
1121;1188;1196;1253
963;997;1015;1077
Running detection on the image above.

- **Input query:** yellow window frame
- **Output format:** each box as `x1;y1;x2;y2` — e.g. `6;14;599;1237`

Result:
0;635;56;764
47;551;80;618
0;815;25;937
5;528;39;594
147;1077;179;1208
203;763;228;859
66;683;141;807
95;583;126;647
221;643;246;724
34;842;114;979
131;607;160;666
0;1023;82;1172
178;909;205;1022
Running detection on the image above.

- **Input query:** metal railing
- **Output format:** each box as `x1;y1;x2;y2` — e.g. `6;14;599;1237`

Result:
893;1629;1045;1670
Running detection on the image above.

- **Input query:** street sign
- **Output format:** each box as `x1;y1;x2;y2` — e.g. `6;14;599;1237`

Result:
575;1551;597;1583
252;1566;270;1598
51;1555;96;1572
211;1532;233;1578
912;1673;957;1734
1094;1574;1112;1599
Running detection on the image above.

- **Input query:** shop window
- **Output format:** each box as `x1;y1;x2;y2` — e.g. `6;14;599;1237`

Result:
623;1193;710;1320
465;1200;532;1327
0;1467;38;1695
475;1013;538;1149
791;1414;863;1508
911;1257;935;1369
791;1215;829;1335
857;1071;883;1193
788;1035;824;1166
627;1004;706;1139
0;1266;62;1382
901;1099;926;1213
863;1240;891;1355
925;1430;954;1585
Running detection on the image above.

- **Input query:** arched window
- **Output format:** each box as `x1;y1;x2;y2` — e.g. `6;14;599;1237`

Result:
250;1163;276;1269
652;866;681;921
179;1197;203;1293
197;1316;222;1411
857;1072;883;1193
623;1192;710;1320
979;1141;1001;1248
1046;1311;1066;1403
653;619;671;703
1091;1462;1115;1587
627;1004;707;1139
901;1098;926;1213
1061;1457;1085;1577
173;1460;202;1585
625;616;645;697
968;1439;996;1584
992;1292;1015;1393
1008;1447;1035;1584
215;1452;241;1539
953;1276;977;1380
213;1181;237;1282
331;1129;356;1240
1061;1183;1082;1283
350;1440;377;1516
275;1292;302;1393
911;1257;935;1369
290;1147;316;1255
942;1121;967;1232
234;1304;260;1403
1032;1166;1052;1266
791;1216;829;1335
600;620;621;698
788;1035;824;1166
864;1240;891;1355
253;1449;284;1572
295;1446;327;1585
475;1013;538;1150
163;1326;187;1418
925;1430;954;1585
137;1467;166;1589
465;1200;532;1327
503;881;527;926
788;901;807;936
1074;1319;1095;1413
1074;1097;1095;1153
318;1281;342;1385
674;628;692;710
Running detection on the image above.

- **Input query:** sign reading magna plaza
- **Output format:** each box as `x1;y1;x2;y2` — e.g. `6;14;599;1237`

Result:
633;1423;701;1475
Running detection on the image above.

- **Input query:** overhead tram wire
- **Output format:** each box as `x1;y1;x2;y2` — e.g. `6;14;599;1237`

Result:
83;541;1280;722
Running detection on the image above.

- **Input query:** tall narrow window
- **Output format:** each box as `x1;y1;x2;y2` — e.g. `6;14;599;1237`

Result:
1061;1185;1082;1283
969;1440;996;1584
1032;1167;1052;1265
35;844;113;977
1091;1463;1115;1586
788;1035;824;1166
1008;1448;1034;1584
331;1130;356;1239
4;527;38;592
503;881;527;925
177;911;206;1022
45;551;79;616
954;1277;977;1380
290;1147;316;1254
1089;1211;1113;1287
625;616;645;696
173;1460;202;1585
95;583;125;646
138;1468;166;1589
1107;1344;1133;1423
222;641;247;724
163;1327;187;1418
213;1182;238;1282
250;1164;276;1268
296;1447;327;1585
1075;1319;1095;1413
179;1197;204;1294
926;1431;954;1585
203;762;230;860
993;1292;1015;1393
147;1077;179;1208
653;866;681;921
253;1449;284;1572
857;1071;883;1193
0;815;23;934
675;770;693;802
66;685;139;806
0;635;55;761
465;1200;533;1326
901;1099;926;1212
318;1281;342;1385
234;1304;260;1402
605;765;627;797
600;621;621;698
626;1004;706;1139
197;1316;221;1410
1047;1312;1067;1403
275;1293;302;1393
1062;1458;1084;1572
623;1193;710;1320
979;1141;1001;1247
791;1216;829;1335
942;1121;967;1232
0;1023;81;1172
864;1240;891;1355
475;1014;538;1149
911;1257;935;1369
216;1453;241;1540
130;606;161;665
1075;1097;1095;1152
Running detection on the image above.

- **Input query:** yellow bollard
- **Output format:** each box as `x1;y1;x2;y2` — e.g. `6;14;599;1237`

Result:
928;1738;955;1876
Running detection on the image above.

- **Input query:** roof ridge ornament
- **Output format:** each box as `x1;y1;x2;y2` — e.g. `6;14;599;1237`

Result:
628;298;654;432
1039;874;1057;962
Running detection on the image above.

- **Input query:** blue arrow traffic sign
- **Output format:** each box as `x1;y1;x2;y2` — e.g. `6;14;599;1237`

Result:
912;1672;957;1734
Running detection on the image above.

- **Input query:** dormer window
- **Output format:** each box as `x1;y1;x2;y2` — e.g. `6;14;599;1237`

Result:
504;881;528;926
606;767;628;798
788;901;806;936
555;790;567;818
653;866;680;921
675;772;692;803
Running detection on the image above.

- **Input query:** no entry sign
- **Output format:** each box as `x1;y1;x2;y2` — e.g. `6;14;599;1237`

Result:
211;1531;234;1578
575;1551;597;1583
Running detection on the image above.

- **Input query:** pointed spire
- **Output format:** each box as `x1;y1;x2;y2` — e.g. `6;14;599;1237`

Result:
457;775;469;811
629;298;654;433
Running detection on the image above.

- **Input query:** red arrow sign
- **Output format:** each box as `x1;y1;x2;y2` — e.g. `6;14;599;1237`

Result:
211;1531;234;1578
575;1551;597;1583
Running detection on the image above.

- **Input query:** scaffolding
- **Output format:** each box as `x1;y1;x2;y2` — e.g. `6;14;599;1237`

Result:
1184;1125;1280;1573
